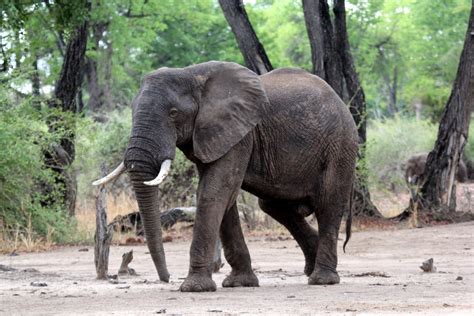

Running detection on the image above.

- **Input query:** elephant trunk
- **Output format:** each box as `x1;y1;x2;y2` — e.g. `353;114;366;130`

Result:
129;171;170;282
124;110;176;282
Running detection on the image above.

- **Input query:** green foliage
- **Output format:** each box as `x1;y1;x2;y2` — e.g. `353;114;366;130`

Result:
366;116;437;191
248;0;312;70
149;0;242;68
0;101;74;242
348;0;470;119
75;108;132;200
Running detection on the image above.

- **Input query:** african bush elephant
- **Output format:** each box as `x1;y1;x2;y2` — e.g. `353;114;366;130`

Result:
405;153;467;186
94;61;358;292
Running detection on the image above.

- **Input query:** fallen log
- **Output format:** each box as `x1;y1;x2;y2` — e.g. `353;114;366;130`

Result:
111;207;223;273
111;207;196;236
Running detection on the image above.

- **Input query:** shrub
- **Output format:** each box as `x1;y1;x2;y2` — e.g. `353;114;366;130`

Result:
75;108;132;200
366;116;437;192
0;102;74;242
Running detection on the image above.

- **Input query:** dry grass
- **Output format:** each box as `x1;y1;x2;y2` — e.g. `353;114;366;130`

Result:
0;217;55;254
75;191;138;241
457;182;474;213
3;182;471;254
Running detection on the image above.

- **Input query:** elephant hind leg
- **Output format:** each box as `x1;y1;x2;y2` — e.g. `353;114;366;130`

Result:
258;199;319;276
309;163;354;285
220;202;259;287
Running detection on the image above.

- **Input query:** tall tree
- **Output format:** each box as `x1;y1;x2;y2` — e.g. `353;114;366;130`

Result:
303;0;381;217
218;0;273;74
46;9;89;216
302;0;343;96
84;20;108;112
415;3;473;214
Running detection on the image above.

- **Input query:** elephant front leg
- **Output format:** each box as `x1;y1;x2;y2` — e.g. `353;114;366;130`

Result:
179;144;251;292
179;196;226;292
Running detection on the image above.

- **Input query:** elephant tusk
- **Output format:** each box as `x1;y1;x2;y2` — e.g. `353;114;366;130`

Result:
144;159;172;186
92;162;126;186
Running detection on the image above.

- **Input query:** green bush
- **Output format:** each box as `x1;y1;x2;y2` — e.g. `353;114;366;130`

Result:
0;102;74;242
366;116;437;192
75;109;132;199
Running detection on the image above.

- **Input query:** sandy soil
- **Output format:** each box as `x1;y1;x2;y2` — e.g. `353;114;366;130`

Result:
1;222;473;315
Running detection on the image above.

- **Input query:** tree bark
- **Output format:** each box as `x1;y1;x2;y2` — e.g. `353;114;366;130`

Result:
47;17;88;216
84;20;109;112
102;39;114;110
95;164;114;279
388;66;398;115
303;0;344;96
377;43;399;116
31;56;41;110
0;33;7;72
218;0;273;74
417;5;473;213
85;56;102;112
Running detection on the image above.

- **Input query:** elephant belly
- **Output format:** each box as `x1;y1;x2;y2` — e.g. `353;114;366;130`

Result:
241;168;320;202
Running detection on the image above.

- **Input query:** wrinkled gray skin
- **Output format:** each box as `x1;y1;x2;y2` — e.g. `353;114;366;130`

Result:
405;153;467;186
124;61;358;292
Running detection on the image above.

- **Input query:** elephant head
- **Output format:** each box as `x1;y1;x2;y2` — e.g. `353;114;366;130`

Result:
93;61;269;282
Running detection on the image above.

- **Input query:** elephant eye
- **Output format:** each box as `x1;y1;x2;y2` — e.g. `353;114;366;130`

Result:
169;108;179;118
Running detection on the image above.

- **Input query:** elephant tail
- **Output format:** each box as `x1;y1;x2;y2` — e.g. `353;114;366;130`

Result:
343;184;353;253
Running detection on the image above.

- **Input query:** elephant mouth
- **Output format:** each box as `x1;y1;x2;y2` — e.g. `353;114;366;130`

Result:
143;159;172;186
92;159;173;187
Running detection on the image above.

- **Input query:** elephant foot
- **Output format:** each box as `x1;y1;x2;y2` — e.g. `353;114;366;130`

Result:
179;274;217;292
222;270;259;288
308;266;340;285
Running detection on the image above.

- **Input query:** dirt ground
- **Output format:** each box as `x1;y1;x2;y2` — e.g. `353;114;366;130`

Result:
1;222;473;315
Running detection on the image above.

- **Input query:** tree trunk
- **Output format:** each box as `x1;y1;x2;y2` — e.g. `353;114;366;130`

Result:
417;5;473;213
303;0;344;96
31;56;41;110
333;0;366;144
388;66;398;115
218;0;273;74
376;43;399;117
85;56;102;112
102;39;114;110
84;20;109;112
77;83;85;113
95;164;114;280
46;18;88;217
0;33;7;72
303;0;381;217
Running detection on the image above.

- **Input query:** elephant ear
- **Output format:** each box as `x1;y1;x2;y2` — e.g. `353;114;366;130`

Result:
193;62;269;163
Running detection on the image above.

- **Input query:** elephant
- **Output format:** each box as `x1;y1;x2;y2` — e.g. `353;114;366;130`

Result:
93;61;358;292
404;153;467;186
